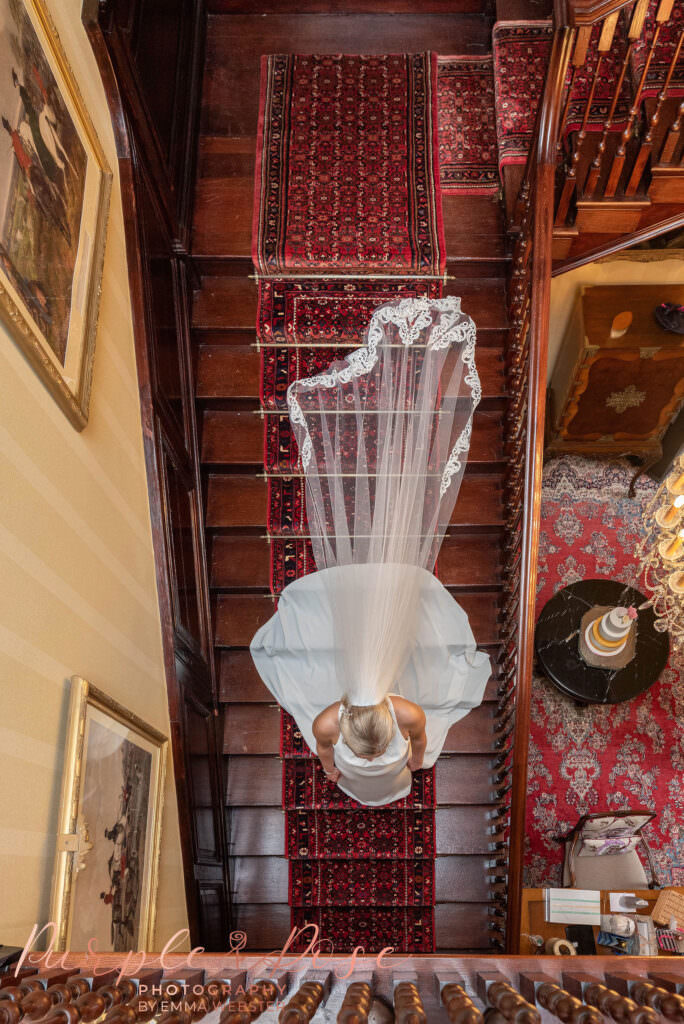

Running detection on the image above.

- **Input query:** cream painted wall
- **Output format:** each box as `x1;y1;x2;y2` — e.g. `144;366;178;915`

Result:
0;0;188;950
548;255;684;380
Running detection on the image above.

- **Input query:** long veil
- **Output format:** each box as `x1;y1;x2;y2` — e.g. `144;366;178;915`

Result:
286;296;481;706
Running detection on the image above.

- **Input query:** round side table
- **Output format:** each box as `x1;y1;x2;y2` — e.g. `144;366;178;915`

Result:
534;579;670;704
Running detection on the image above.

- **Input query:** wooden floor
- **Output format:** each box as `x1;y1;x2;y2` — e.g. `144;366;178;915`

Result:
192;8;510;952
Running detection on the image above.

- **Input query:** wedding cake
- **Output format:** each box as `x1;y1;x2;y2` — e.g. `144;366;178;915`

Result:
584;606;636;658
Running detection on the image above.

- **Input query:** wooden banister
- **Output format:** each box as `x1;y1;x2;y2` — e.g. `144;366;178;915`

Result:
557;0;640;27
505;0;682;952
504;24;575;953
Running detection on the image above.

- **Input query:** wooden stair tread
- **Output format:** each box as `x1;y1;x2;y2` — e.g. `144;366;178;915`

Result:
196;343;506;399
228;804;496;855
206;473;505;529
192;275;509;331
224;753;496;806
194;172;507;263
227;852;493;903
229;900;492;951
201;12;492;138
223;703;495;755
211;533;502;589
202;408;505;464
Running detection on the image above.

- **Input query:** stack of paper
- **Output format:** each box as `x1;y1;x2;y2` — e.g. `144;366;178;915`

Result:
545;888;601;925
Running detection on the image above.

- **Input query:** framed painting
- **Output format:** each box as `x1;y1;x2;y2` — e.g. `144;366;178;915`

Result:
0;0;111;429
51;676;167;952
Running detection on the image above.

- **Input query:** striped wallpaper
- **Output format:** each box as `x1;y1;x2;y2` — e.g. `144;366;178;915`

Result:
0;0;188;950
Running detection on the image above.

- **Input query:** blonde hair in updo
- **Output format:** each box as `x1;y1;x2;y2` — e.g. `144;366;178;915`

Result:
339;696;394;758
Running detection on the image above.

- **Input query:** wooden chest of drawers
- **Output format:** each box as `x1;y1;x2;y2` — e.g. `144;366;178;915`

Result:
547;284;684;463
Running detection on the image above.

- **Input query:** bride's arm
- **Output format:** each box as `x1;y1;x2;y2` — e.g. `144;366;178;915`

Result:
392;696;427;771
312;704;342;782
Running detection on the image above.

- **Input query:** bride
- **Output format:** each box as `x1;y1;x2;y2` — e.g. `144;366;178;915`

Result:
250;297;491;806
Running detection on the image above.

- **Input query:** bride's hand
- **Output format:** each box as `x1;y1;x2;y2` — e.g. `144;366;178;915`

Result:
323;767;341;783
407;754;424;772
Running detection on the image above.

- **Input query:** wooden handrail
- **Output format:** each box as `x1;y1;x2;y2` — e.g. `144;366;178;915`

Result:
557;0;640;27
504;26;575;953
506;0;682;950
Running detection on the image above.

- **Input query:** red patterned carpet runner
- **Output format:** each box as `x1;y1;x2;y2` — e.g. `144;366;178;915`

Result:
492;20;632;170
254;53;445;277
254;54;445;953
437;57;499;195
525;457;684;888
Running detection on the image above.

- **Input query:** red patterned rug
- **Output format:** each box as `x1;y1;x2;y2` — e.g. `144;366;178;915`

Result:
437;56;500;195
253;53;445;277
524;456;684;888
254;55;444;953
492;20;632;169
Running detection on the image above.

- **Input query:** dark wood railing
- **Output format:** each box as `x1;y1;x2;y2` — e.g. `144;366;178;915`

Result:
551;0;684;259
501;0;683;951
2;955;683;1023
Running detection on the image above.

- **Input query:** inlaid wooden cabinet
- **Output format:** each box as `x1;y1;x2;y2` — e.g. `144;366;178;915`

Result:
547;285;684;466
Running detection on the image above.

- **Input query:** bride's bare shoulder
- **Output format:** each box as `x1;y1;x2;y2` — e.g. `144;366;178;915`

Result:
312;702;341;742
389;695;425;729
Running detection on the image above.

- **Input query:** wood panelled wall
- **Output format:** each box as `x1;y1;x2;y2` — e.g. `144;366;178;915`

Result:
83;0;231;948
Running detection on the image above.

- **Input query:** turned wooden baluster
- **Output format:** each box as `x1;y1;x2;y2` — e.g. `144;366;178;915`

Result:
394;981;427;1024
101;980;149;1024
99;980;137;1013
583;982;659;1024
277;981;324;1023
336;981;372;1024
605;975;684;1022
482;980;540;1024
0;987;55;1021
556;27;591;148
556;13;620;224
660;97;684;162
34;1007;80;1024
220;979;279;1024
442;983;484;1024
524;978;602;1024
192;980;230;1022
605;0;673;196
584;0;649;195
0;1004;21;1024
626;0;683;191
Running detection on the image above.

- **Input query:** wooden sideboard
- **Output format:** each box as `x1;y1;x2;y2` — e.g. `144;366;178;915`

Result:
548;285;684;468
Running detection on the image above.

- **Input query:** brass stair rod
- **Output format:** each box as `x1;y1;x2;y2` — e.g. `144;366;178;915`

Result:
249;271;450;281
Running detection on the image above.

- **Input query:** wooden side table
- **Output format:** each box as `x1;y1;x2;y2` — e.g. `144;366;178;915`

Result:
547;285;684;487
520;887;684;956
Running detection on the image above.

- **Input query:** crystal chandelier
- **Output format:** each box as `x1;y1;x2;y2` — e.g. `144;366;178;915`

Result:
635;451;684;652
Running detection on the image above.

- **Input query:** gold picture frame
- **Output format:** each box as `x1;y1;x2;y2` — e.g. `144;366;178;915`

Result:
0;0;112;429
50;676;167;952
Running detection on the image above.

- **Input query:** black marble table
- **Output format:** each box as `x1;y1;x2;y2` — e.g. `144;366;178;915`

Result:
534;579;670;704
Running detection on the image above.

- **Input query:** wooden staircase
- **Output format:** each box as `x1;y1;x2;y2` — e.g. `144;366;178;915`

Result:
83;0;682;956
191;8;513;952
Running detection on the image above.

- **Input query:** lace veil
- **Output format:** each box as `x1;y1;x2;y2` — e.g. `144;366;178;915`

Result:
287;296;481;706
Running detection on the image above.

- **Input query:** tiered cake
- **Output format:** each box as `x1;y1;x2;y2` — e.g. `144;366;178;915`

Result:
584;606;636;657
579;605;638;668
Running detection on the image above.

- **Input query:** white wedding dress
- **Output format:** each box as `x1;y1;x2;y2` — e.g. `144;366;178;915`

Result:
250;563;491;804
250;297;491;806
